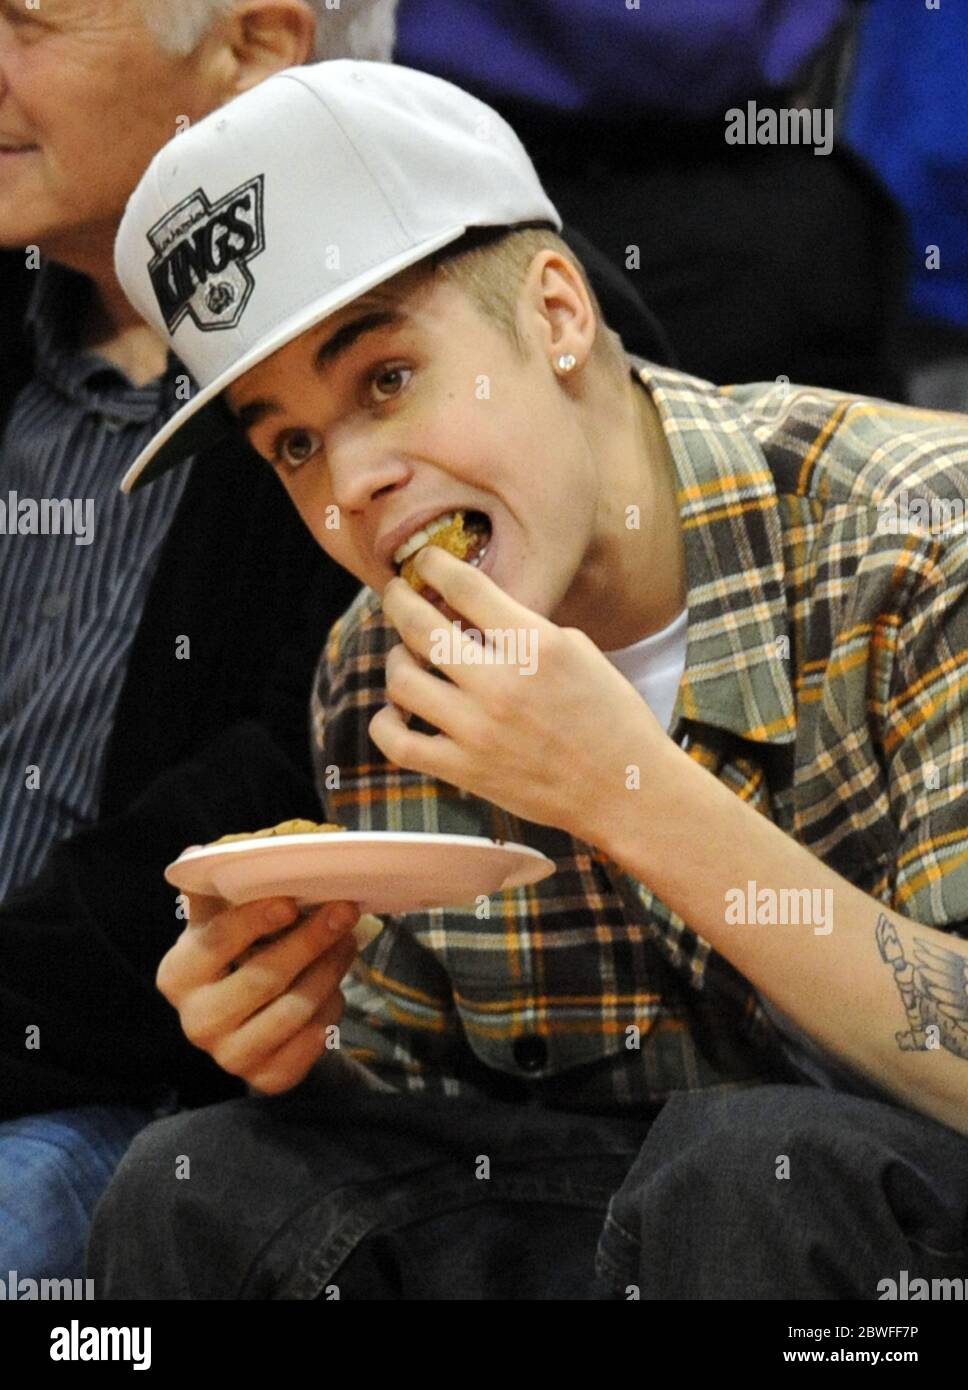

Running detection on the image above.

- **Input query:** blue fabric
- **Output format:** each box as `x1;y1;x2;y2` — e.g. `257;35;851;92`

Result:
0;1105;154;1280
395;0;846;118
843;1;968;330
0;262;189;896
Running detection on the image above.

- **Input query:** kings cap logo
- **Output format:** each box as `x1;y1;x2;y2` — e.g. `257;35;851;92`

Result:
146;174;265;333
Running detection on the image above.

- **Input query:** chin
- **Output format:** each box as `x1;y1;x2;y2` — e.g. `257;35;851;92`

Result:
0;210;54;251
0;218;35;249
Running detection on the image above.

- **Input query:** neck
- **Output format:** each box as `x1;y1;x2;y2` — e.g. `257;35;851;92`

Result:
46;227;170;387
558;364;687;651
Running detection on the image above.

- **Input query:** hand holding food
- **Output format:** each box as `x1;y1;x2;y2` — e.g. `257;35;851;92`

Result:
196;820;385;946
375;542;667;843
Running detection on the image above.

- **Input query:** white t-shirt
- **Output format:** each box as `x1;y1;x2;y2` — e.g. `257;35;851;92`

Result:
603;605;688;733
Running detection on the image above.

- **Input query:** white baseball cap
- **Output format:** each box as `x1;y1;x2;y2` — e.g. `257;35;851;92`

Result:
114;60;561;493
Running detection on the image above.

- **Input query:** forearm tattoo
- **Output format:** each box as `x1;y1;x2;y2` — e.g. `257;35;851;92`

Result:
876;913;968;1058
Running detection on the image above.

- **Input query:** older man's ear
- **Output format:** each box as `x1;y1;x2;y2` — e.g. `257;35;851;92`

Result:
219;1;318;97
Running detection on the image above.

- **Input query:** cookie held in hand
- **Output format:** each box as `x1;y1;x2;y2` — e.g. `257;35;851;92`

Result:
397;509;491;589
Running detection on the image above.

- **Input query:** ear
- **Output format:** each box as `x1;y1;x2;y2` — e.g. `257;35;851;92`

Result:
521;249;597;378
223;0;316;95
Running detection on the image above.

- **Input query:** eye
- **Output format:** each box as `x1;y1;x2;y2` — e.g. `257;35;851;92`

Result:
273;427;323;471
369;364;412;404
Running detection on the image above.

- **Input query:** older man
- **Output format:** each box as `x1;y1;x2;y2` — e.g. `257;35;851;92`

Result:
0;0;395;1282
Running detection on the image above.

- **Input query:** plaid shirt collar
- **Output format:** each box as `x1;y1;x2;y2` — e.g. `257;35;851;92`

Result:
635;359;798;748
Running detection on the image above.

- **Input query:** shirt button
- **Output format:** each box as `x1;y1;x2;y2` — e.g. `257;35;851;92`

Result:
41;592;69;619
512;1033;548;1073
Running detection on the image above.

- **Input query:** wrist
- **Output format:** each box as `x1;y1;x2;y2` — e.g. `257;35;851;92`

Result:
588;729;694;871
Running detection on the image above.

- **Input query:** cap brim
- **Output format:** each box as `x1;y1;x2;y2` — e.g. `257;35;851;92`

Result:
120;223;467;494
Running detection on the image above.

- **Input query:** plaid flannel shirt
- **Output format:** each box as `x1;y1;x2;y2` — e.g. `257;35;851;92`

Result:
309;360;968;1111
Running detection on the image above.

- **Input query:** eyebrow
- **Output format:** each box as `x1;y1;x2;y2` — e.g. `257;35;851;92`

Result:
236;307;404;433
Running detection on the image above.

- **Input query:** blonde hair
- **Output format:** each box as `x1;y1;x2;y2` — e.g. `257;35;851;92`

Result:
141;0;397;62
431;226;625;373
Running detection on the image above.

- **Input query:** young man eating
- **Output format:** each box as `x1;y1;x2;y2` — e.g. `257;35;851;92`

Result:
89;61;968;1300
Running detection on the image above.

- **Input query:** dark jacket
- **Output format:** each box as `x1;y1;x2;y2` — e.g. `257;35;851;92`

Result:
0;239;668;1120
0;251;360;1118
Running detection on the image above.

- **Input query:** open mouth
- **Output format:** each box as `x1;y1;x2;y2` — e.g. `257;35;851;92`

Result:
394;508;492;588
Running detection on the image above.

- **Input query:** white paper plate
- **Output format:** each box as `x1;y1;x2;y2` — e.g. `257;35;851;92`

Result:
165;830;556;914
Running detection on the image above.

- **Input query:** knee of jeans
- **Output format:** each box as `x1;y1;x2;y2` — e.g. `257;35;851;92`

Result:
95;1098;264;1218
611;1084;866;1212
633;1083;968;1225
596;1086;830;1265
92;1109;200;1224
653;1084;877;1154
676;1083;953;1184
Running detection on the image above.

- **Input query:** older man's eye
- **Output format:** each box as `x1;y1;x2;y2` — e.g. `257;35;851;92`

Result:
273;428;322;470
369;365;412;404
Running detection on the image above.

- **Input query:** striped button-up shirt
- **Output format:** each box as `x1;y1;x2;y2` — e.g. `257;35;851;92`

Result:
0;262;188;898
309;360;968;1109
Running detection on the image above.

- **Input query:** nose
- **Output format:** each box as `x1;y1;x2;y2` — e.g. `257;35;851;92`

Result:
326;422;413;515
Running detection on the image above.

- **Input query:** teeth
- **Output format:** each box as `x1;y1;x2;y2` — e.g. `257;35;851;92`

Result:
468;542;489;569
392;511;456;566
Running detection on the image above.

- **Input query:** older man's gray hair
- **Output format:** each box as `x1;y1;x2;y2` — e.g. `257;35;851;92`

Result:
142;0;397;62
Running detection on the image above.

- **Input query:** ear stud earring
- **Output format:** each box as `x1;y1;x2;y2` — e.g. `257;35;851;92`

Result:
555;353;577;374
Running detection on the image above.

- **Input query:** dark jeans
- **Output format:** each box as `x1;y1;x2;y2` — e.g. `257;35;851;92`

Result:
87;1081;968;1300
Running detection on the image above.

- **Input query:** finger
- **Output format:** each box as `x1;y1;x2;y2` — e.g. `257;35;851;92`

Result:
412;544;537;631
384;640;477;736
159;896;301;998
368;701;467;783
220;900;358;1026
380;577;451;666
383;571;542;691
179;901;359;1040
211;933;357;1080
247;992;346;1096
352;912;384;950
382;572;507;675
